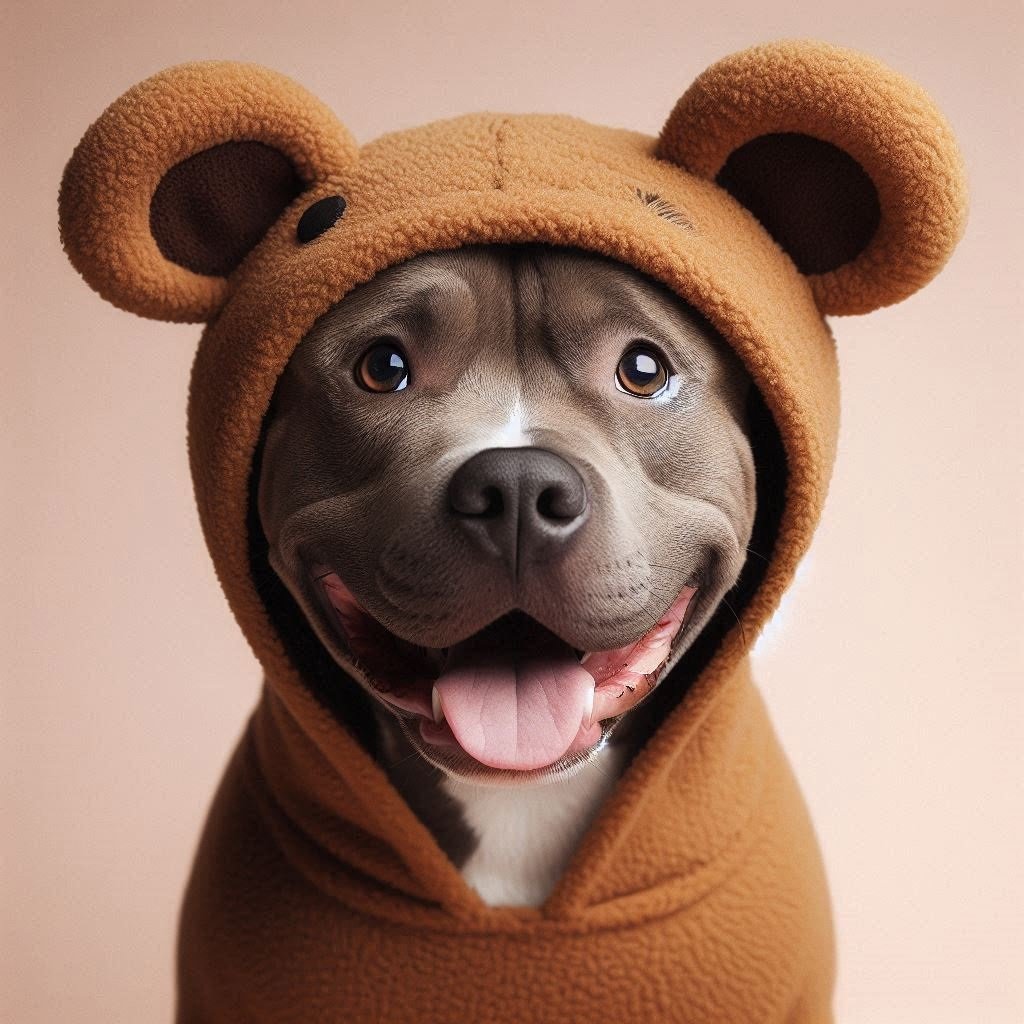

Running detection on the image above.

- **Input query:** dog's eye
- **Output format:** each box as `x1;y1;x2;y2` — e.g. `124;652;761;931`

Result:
355;341;410;393
616;345;669;398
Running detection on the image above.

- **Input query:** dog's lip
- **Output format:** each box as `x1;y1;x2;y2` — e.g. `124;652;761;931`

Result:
311;564;698;768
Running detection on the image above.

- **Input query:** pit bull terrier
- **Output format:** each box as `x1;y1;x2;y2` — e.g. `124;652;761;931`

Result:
57;40;967;1021
256;243;756;906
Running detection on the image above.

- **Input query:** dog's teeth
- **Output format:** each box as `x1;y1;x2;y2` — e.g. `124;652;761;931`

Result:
431;685;445;725
583;686;595;728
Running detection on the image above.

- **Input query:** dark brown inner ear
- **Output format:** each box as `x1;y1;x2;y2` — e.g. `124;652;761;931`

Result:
150;140;304;277
715;132;881;276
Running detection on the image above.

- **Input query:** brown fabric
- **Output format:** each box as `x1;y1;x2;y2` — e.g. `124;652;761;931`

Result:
716;131;882;274
57;40;968;1023
658;39;968;314
58;61;357;322
151;141;303;276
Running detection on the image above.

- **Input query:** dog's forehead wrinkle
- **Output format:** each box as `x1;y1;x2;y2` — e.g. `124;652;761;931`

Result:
297;257;486;362
521;254;717;391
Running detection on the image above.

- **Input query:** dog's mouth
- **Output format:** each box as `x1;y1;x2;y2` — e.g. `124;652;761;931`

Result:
313;569;698;773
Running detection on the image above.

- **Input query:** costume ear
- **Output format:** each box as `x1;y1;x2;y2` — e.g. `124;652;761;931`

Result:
59;61;356;323
657;40;968;315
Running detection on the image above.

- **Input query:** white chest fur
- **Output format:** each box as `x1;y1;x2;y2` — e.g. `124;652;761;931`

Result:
441;741;629;907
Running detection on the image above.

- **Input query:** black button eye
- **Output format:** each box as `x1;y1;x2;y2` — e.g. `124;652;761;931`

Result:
616;345;669;398
297;195;346;243
356;341;410;393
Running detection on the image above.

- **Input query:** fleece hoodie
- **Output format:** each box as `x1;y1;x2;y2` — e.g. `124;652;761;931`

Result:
58;39;967;1023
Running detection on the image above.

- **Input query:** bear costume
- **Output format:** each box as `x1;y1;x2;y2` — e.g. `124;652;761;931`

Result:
59;39;967;1023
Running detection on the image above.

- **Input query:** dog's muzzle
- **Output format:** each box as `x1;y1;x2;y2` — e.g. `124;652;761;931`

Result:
318;572;698;772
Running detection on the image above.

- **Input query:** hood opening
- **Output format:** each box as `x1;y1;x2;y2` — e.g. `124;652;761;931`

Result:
244;382;787;765
619;381;787;741
245;444;382;758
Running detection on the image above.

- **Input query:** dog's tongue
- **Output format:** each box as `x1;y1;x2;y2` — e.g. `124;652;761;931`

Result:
434;615;594;772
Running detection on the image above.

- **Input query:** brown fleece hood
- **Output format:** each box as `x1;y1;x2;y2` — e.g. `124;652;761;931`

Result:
59;40;966;1023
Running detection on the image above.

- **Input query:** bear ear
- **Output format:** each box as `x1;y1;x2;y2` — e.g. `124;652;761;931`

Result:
657;40;968;315
59;61;356;323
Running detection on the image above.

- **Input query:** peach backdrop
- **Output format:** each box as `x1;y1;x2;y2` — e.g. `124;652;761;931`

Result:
3;2;1021;1021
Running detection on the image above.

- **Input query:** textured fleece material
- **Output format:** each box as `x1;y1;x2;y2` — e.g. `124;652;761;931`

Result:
58;40;967;1023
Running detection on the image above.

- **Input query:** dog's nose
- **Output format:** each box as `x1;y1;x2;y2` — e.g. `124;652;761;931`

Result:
447;447;587;568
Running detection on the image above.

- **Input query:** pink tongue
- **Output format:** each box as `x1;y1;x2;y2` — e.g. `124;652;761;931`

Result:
434;621;594;772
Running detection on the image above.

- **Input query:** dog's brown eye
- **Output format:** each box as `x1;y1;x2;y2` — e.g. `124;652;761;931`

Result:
616;345;669;398
356;341;410;393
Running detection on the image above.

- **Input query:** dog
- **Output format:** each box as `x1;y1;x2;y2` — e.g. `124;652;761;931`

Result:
256;242;756;907
58;41;967;1020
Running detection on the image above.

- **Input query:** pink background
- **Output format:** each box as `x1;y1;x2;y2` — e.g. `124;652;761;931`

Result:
3;2;1022;1021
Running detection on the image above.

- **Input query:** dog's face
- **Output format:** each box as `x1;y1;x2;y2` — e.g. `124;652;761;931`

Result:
258;245;756;783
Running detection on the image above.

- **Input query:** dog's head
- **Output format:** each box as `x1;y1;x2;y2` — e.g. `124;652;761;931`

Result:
58;43;965;786
256;244;756;781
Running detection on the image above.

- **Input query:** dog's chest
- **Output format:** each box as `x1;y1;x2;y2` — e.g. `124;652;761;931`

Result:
441;742;629;907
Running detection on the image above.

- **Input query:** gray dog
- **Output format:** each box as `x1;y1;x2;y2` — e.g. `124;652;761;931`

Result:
57;44;968;1015
257;243;756;906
